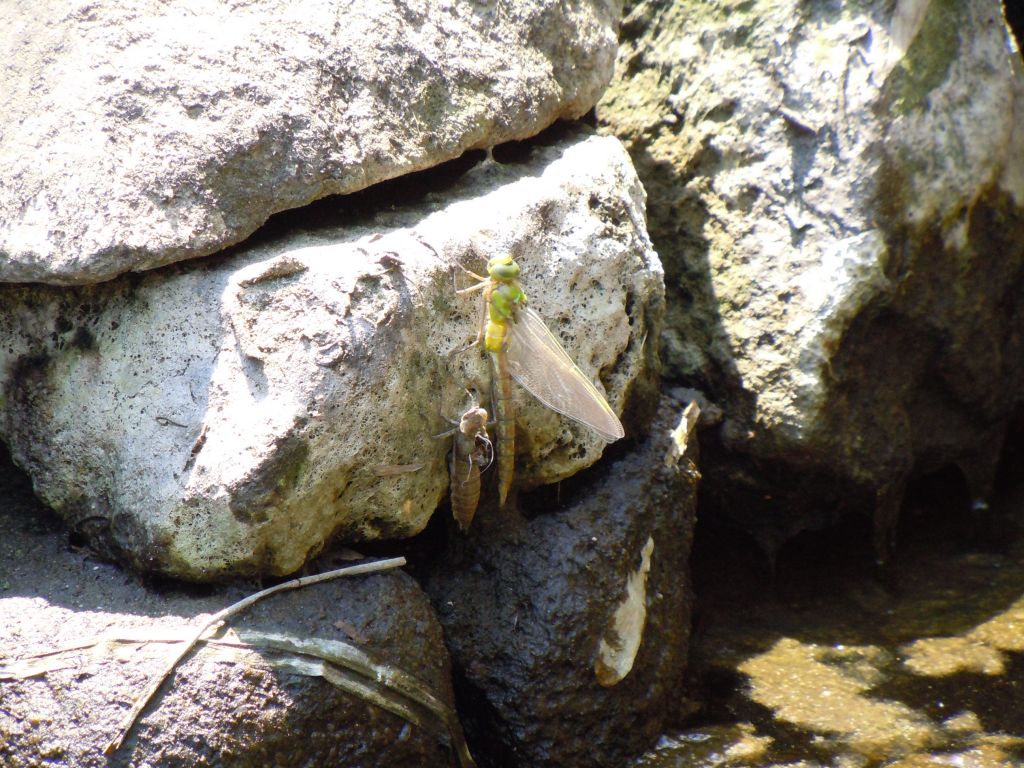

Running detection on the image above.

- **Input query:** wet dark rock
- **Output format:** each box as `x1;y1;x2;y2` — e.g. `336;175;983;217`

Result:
130;572;460;768
0;447;459;767
424;402;698;767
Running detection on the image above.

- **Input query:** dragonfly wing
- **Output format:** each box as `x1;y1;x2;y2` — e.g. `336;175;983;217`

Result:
505;307;625;442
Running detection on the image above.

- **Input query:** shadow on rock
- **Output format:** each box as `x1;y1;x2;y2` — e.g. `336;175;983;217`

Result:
423;400;699;767
0;447;462;767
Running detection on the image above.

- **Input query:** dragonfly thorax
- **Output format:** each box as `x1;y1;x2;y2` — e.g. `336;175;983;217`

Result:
487;282;526;322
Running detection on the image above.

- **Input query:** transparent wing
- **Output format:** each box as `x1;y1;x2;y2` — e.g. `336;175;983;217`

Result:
505;307;624;442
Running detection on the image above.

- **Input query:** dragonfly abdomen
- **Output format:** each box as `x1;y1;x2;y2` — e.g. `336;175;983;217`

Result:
490;349;515;507
450;447;482;531
484;320;507;353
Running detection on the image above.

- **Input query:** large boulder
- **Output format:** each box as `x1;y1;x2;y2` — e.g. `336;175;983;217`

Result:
0;131;663;580
424;400;699;767
0;0;621;285
598;0;1024;559
0;449;462;767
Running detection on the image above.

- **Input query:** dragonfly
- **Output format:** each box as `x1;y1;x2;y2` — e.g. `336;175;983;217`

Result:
457;254;624;506
436;397;493;531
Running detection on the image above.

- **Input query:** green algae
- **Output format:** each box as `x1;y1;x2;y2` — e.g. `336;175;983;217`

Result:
882;0;963;116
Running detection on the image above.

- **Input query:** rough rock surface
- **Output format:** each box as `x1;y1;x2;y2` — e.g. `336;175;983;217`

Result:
0;0;621;285
0;132;663;580
0;450;460;767
598;0;1024;558
423;399;698;768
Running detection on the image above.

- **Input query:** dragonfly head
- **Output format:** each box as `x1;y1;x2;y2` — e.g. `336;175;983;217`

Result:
487;255;520;282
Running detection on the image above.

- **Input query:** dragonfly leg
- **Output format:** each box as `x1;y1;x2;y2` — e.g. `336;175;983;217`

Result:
433;403;460;438
474;287;491;346
435;389;484;438
454;274;488;300
454;261;488;285
451;292;488;352
449;267;490;351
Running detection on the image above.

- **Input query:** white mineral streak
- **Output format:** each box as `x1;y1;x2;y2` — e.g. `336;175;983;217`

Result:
665;402;701;468
595;536;655;687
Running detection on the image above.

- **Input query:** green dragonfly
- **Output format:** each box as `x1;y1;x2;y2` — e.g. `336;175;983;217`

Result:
458;254;624;506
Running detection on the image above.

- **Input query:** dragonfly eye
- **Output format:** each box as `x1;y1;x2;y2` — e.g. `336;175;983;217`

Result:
487;255;520;281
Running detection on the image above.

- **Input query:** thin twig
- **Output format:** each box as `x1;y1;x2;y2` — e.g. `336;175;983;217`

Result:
103;556;407;755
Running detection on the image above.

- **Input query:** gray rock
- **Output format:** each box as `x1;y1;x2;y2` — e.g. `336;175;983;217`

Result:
0;132;663;580
598;0;1024;559
423;400;698;767
0;452;461;767
0;0;620;285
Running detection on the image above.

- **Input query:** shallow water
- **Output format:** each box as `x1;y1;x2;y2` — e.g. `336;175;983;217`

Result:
637;477;1024;767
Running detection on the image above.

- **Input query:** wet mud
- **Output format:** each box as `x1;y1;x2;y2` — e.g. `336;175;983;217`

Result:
637;457;1024;767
